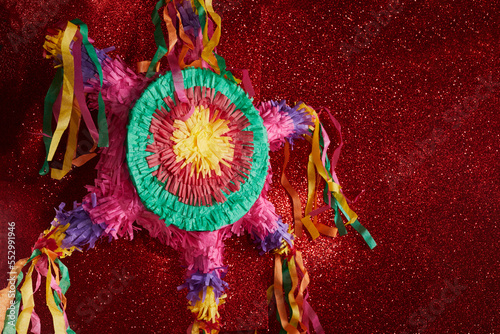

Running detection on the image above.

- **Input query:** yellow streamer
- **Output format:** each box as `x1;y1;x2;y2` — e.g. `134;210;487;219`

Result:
45;256;66;334
15;257;39;334
199;0;222;73
300;216;320;240
47;22;78;162
273;255;301;334
51;98;82;180
305;154;316;216
287;256;301;329
281;141;305;237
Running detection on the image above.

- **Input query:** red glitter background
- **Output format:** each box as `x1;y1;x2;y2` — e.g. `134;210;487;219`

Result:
0;0;499;333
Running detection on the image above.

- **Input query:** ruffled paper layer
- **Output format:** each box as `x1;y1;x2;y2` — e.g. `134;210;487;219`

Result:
82;45;114;86
53;201;106;249
179;269;228;304
127;68;270;232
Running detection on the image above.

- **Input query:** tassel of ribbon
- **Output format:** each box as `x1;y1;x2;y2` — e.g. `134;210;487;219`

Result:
147;0;244;100
298;104;376;249
0;258;27;333
2;222;77;334
269;249;325;334
2;250;40;334
40;20;107;179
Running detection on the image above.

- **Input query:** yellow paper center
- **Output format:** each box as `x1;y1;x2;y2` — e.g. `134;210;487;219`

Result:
172;106;234;178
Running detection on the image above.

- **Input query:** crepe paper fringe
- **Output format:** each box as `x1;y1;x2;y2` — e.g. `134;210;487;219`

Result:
230;195;279;238
81;57;238;274
53;202;106;250
187;286;226;328
284;102;314;142
178;269;228;304
170;106;235;178
127;68;270;232
83;56;153;241
145;86;255;207
257;100;313;151
179;229;231;273
253;218;293;255
82;46;115;87
40;20;109;179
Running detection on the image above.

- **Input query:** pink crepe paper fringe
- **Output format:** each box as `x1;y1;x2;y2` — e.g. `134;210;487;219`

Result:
231;165;281;240
257;101;296;151
83;56;153;240
147;87;254;206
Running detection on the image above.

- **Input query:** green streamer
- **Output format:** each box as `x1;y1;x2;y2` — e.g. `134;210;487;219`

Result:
147;0;168;77
351;220;377;249
277;258;291;334
39;68;64;176
194;0;206;36
70;19;108;148
215;53;237;84
2;249;42;334
318;123;376;249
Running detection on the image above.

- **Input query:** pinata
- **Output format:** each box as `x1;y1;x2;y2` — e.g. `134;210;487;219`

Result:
1;1;376;333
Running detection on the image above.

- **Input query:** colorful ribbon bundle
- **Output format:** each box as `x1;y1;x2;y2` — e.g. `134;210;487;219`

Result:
2;201;103;334
2;1;376;333
41;20;109;180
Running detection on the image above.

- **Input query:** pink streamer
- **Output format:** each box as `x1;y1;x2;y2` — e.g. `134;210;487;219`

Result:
321;107;365;206
73;30;99;143
227;68;255;97
320;124;330;167
303;297;325;334
28;270;42;334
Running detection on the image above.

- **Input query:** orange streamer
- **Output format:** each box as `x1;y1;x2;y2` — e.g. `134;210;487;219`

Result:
281;141;304;237
273;255;300;334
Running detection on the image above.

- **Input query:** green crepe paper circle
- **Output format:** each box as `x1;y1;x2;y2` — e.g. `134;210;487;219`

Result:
126;68;269;232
